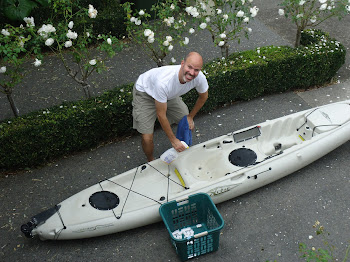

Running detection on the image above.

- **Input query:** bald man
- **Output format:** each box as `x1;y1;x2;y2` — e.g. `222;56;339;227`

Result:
132;52;209;162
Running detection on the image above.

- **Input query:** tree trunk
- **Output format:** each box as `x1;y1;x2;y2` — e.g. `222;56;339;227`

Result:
220;44;229;58
295;27;302;47
82;83;92;98
156;59;164;67
7;93;19;117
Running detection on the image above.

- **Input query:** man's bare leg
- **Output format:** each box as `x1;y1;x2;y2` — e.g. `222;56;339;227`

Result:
141;133;155;162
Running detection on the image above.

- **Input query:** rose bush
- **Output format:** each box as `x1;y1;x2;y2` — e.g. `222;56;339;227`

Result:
123;0;190;67
278;0;350;47
0;17;42;117
37;1;123;98
185;0;259;58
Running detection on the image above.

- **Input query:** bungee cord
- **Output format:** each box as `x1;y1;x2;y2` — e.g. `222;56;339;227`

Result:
54;205;66;240
146;163;188;189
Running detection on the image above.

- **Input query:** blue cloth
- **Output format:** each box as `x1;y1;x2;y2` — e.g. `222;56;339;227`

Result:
176;116;192;146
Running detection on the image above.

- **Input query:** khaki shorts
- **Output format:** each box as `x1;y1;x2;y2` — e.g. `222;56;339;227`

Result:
132;85;189;134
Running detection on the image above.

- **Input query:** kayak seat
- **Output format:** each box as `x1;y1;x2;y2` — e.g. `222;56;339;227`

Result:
258;116;305;156
260;135;301;155
306;103;350;134
174;147;233;187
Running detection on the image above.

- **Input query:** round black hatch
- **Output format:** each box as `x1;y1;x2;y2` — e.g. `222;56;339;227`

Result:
89;191;120;211
229;148;257;167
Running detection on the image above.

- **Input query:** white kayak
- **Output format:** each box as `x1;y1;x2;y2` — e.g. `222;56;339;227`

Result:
21;100;350;240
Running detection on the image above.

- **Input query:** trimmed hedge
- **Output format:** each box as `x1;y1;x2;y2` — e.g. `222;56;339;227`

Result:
189;29;346;113
0;29;346;170
0;84;134;169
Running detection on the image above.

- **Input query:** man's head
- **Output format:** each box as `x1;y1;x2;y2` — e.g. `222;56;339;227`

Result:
179;52;203;84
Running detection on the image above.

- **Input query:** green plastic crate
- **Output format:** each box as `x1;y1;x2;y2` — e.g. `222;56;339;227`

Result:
159;193;224;261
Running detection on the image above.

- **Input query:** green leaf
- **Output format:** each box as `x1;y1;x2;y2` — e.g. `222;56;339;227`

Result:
2;0;37;21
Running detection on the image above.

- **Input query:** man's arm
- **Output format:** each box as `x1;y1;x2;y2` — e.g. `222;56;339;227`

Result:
187;90;208;130
155;100;186;152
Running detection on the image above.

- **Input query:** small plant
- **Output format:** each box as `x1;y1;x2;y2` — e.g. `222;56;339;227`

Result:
0;17;43;117
38;0;123;98
299;220;350;262
123;0;189;67
185;0;259;58
278;0;350;47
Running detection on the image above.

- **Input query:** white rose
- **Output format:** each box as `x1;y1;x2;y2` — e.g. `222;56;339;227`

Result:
278;9;285;16
243;17;249;23
183;37;189;45
1;29;10;36
166;36;173;42
171;57;176;63
46;24;56;33
89;59;97;65
168;17;174;24
139;10;145;15
88;5;98;18
148;36;155;43
310;16;317;23
45;38;54;46
299;0;306;5
135;18;141;25
218;41;225;47
319;0;327;3
23;17;35;27
170;4;175;10
189;28;195;34
220;33;226;39
144;29;152;37
33;58;42;67
107;38;112;45
199;23;207;29
168;44;173;51
163;40;169;46
0;66;6;73
250;6;259;17
130;17;136;22
68;21;74;29
66;30;78;39
65;40;72;48
237;10;244;17
320;3;327;10
217;9;222;14
223;14;228;20
206;17;211;23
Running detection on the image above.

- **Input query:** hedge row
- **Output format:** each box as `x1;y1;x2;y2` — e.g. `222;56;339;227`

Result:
190;29;346;112
0;29;346;170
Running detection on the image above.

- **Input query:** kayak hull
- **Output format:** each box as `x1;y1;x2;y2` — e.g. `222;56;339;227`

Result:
21;100;350;240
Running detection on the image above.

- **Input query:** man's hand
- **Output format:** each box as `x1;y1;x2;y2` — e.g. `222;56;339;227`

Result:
187;115;194;130
171;138;187;152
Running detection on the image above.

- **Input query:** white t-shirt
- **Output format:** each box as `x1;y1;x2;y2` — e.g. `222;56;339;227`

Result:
135;65;209;103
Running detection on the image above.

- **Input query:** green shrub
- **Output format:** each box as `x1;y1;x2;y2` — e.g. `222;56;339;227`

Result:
184;29;345;113
0;83;134;169
0;30;346;170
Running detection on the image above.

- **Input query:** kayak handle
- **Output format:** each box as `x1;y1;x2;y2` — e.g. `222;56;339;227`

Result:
175;195;189;204
194;231;208;238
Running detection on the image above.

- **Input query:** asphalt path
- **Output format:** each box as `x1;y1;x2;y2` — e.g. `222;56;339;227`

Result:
1;0;350;261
